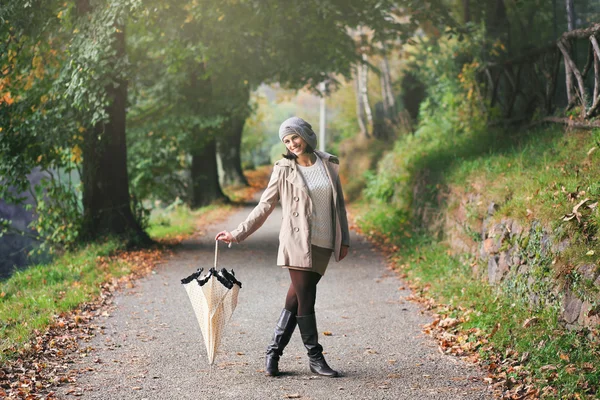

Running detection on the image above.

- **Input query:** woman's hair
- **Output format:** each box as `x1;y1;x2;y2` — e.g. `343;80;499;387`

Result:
282;144;315;159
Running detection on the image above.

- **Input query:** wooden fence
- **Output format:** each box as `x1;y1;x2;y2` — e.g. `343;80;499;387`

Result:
481;23;600;125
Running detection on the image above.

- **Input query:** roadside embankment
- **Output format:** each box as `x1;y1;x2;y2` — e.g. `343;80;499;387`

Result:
353;124;600;398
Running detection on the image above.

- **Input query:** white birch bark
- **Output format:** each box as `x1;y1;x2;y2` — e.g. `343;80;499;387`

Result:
360;53;374;135
566;0;575;32
353;68;368;137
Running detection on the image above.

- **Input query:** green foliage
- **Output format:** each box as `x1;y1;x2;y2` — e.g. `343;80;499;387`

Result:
30;175;82;254
0;0;467;249
1;0;144;249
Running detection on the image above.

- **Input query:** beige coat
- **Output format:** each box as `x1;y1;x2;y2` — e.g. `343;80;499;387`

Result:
231;150;350;269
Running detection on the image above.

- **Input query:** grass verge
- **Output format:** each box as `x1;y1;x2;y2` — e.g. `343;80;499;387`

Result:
354;124;600;398
0;165;271;367
354;206;600;398
0;239;126;363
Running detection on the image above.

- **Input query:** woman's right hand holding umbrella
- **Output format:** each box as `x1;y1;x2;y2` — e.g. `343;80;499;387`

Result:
215;230;234;244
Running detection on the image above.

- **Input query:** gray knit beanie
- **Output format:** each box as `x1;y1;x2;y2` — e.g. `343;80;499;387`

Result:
278;117;317;150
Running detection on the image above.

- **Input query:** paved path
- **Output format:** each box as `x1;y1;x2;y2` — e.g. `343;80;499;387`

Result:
57;201;493;400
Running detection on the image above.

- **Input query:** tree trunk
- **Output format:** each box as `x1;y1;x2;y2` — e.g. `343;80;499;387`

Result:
566;0;575;31
185;63;229;208
78;0;149;243
463;0;471;24
190;136;228;208
360;53;374;135
379;44;396;123
217;113;249;188
353;68;368;137
81;25;149;243
487;0;510;48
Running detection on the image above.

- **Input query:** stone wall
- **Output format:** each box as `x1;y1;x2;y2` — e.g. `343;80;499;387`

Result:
446;193;599;329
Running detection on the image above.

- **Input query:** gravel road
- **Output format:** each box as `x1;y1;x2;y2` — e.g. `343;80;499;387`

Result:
56;200;494;400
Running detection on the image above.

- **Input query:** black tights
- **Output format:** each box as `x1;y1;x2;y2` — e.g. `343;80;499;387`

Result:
284;269;322;316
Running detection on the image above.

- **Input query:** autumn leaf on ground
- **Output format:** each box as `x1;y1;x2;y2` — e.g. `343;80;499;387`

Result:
522;317;538;328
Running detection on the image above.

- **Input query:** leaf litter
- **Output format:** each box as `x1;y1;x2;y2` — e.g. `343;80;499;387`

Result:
0;169;271;399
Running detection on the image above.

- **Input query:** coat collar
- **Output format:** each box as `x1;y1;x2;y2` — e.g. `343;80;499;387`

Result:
275;150;339;168
279;151;340;201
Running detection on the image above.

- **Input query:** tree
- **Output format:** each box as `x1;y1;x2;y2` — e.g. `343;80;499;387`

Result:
127;0;409;207
566;0;576;31
73;0;150;242
216;87;251;188
0;1;86;250
1;0;151;247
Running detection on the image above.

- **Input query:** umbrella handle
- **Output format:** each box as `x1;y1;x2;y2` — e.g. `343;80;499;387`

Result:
214;239;218;269
214;239;232;269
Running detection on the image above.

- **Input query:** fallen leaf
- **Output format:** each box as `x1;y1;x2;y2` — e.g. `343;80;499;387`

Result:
587;146;597;156
559;353;570;362
586;250;595;256
563;198;590;223
323;331;332;336
284;394;301;399
522;317;538;328
582;362;595;371
438;317;459;328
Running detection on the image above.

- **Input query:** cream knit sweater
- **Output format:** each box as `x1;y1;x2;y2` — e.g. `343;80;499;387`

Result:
297;156;334;249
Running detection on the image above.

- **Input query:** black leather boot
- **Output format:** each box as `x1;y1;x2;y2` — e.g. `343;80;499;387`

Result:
296;314;339;377
265;309;297;376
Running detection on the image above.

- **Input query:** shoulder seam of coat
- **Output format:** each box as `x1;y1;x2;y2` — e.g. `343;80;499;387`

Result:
274;158;293;167
315;150;339;164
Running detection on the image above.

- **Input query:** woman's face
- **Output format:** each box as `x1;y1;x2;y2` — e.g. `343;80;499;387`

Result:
283;134;307;156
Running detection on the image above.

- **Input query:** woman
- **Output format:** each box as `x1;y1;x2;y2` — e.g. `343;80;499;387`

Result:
215;116;350;378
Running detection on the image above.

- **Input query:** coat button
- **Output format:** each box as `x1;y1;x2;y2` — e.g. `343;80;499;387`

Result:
294;227;299;232
293;212;299;217
293;196;299;202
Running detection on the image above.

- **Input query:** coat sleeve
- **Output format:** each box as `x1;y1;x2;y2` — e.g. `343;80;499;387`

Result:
231;166;280;243
336;174;350;247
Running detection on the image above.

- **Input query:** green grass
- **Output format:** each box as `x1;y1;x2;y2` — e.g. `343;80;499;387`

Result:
0;239;127;362
450;127;600;266
0;201;232;364
147;203;223;239
356;123;600;397
374;229;600;398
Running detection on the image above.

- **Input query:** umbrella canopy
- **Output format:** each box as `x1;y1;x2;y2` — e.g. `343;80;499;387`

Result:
181;242;242;365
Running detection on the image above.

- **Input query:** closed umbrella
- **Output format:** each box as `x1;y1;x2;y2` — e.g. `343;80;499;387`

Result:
181;241;242;365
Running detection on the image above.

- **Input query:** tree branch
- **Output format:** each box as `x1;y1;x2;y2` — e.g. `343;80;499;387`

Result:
587;35;600;118
561;23;600;41
558;39;587;108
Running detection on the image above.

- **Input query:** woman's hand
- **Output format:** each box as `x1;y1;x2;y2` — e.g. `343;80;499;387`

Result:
339;245;349;261
215;230;234;244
